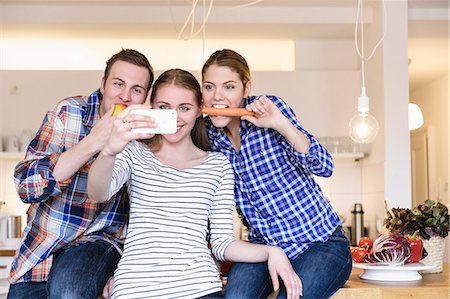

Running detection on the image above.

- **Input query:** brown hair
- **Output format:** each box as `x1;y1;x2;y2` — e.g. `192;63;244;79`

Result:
144;69;209;152
202;49;251;87
104;48;154;94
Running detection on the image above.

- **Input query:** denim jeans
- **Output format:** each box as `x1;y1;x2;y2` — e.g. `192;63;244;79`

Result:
7;239;121;299
224;226;352;299
198;291;224;299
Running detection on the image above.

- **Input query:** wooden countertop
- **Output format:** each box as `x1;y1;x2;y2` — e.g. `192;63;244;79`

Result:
332;263;449;299
0;250;15;257
0;239;21;256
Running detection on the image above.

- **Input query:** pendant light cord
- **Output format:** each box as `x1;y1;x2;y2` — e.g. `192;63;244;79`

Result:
174;0;265;40
354;0;387;105
355;0;387;63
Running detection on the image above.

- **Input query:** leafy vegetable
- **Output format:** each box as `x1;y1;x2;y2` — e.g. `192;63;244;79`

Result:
384;200;449;239
364;233;411;265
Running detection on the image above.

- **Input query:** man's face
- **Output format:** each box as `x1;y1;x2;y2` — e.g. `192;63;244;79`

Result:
99;60;151;116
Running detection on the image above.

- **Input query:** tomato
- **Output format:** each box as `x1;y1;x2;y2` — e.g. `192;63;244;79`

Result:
358;237;373;250
351;247;368;263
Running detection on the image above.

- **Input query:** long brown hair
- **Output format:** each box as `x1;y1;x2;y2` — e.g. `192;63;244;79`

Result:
144;69;209;152
202;49;251;88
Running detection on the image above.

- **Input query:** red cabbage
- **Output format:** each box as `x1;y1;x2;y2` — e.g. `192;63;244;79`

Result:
364;233;411;265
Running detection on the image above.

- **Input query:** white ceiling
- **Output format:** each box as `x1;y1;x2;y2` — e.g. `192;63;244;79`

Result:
1;0;448;91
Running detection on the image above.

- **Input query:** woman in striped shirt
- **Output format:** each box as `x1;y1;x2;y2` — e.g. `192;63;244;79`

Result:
201;49;352;299
88;68;301;299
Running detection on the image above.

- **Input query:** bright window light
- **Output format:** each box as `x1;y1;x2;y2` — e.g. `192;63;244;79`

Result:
1;38;295;71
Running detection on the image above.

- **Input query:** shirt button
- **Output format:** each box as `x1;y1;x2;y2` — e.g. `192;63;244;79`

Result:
274;238;279;243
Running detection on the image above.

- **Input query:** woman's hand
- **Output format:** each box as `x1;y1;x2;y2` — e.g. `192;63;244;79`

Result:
267;246;302;299
101;105;157;156
241;96;286;130
102;276;114;299
242;96;310;154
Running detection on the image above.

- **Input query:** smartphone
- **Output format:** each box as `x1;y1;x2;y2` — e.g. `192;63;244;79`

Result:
130;109;177;134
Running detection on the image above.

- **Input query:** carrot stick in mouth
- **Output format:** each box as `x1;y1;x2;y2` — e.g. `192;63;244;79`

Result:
202;107;254;117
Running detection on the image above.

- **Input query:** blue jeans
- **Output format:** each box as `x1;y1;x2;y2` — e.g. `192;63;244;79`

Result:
224;226;352;299
7;239;121;299
198;291;224;298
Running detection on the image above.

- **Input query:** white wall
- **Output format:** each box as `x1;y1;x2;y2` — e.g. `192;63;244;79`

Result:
411;74;449;262
0;69;372;241
0;32;423;256
0;68;360;139
411;75;449;203
251;70;359;137
0;71;101;138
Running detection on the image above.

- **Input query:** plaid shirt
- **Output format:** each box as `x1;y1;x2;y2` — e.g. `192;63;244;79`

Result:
10;90;128;283
206;95;340;259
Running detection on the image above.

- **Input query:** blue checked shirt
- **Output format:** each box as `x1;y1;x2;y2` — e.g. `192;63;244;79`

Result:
206;95;341;259
10;90;127;283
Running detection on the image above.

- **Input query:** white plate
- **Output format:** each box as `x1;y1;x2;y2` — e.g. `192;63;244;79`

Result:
353;262;437;281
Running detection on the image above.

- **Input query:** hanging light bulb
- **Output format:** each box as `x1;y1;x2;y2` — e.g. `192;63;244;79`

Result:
349;87;379;143
348;0;385;144
408;103;424;131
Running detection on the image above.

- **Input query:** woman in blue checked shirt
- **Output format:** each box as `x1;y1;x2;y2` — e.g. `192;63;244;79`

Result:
201;49;352;299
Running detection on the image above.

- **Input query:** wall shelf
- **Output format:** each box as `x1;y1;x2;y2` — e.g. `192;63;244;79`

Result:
0;152;25;160
332;152;365;161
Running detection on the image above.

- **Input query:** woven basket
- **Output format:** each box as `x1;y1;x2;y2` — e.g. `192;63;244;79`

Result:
419;236;446;274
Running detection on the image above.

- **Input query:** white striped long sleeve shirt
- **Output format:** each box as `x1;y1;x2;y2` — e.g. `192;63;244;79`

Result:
108;141;236;299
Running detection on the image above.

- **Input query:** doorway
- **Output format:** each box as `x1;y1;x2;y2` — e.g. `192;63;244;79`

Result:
410;127;429;207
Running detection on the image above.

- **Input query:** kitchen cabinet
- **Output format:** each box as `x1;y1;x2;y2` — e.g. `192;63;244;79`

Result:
0;153;24;160
0;256;13;298
0;152;22;202
318;136;366;162
332;152;365;162
0;256;13;279
0;152;27;233
0;238;24;298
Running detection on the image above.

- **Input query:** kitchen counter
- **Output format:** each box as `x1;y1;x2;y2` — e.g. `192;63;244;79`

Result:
0;250;15;257
332;263;449;299
0;238;20;256
0;239;20;298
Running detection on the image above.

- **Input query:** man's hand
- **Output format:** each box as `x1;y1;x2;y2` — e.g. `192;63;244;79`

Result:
87;105;116;154
52;106;116;181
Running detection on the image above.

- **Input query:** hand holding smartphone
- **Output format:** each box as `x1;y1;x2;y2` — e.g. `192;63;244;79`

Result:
130;109;177;134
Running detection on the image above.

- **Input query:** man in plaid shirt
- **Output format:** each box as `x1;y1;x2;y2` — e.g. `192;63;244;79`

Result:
8;49;154;299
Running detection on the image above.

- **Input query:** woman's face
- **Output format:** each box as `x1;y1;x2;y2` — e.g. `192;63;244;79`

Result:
202;65;251;128
152;84;201;144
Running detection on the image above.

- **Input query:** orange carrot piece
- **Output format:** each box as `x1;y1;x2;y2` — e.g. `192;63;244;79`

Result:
202;107;254;117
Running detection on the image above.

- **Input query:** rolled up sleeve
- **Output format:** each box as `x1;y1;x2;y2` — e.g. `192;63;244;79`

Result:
14;105;75;203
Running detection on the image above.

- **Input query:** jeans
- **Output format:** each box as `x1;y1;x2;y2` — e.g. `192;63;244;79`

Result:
7;239;121;299
198;291;224;298
224;226;352;299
